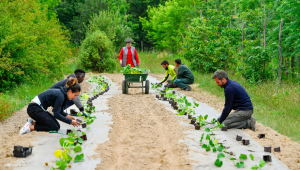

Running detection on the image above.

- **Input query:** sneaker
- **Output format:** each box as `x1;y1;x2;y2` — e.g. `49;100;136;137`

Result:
19;122;31;135
250;117;256;131
26;118;33;124
183;86;192;91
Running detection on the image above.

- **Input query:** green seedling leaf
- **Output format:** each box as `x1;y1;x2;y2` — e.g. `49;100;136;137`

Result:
209;140;215;147
239;154;247;160
78;138;84;144
202;144;207;149
259;160;266;167
236;162;245;168
78;112;82;116
204;115;208;120
56;160;67;169
230;157;236;161
81;132;86;135
59;138;67;147
74;153;84;163
214;158;223;167
217;144;224;152
206;145;211;152
200;133;204;143
213;147;217;152
206;134;211;140
217;153;225;159
251;165;259;170
87;127;90;130
249;154;254;161
73;144;82;152
67;137;75;143
205;128;211;132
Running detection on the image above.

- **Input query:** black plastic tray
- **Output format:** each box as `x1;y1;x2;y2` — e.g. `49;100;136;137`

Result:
13;147;33;158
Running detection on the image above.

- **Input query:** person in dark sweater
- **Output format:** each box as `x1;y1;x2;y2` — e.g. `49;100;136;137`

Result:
50;69;85;112
212;70;256;131
173;59;194;91
19;77;81;135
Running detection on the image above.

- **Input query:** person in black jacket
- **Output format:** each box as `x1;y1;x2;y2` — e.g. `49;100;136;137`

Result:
212;70;256;131
19;77;81;135
50;68;85;112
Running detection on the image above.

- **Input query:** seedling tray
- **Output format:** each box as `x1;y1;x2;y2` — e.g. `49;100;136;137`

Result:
13;147;33;158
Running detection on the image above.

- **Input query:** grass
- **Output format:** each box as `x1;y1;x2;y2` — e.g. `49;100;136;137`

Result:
0;60;79;121
137;51;300;142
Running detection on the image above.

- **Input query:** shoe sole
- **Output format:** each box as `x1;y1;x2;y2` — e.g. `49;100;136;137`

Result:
251;117;256;131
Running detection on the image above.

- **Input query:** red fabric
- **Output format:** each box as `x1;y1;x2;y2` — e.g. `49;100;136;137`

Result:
119;47;140;67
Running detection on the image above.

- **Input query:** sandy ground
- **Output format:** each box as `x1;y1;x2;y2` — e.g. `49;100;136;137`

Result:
150;73;300;170
0;74;91;170
93;73;193;170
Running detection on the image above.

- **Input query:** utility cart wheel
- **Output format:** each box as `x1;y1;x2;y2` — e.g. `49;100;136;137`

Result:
145;80;150;94
122;80;127;94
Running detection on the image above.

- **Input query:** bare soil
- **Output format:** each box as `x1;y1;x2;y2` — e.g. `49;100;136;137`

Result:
93;73;193;170
150;73;300;170
0;74;91;170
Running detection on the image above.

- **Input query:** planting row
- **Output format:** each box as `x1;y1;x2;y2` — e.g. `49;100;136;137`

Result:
47;74;110;170
151;84;280;169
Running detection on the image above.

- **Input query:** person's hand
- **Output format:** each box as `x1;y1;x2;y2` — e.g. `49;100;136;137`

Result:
120;60;122;65
71;120;80;127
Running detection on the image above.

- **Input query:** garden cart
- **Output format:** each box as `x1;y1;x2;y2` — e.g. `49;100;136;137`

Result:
122;70;150;94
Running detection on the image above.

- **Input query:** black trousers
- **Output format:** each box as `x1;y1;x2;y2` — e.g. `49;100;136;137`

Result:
27;103;60;131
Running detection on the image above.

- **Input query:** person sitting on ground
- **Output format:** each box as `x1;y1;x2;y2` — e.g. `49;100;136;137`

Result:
173;59;194;91
158;60;177;88
119;39;140;67
50;68;85;112
212;70;256;131
19;77;81;135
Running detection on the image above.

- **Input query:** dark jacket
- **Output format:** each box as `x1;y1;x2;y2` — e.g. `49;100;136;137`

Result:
177;64;194;81
37;86;72;124
50;74;76;89
220;79;253;123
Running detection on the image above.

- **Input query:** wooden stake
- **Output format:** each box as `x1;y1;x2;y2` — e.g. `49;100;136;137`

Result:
278;18;284;87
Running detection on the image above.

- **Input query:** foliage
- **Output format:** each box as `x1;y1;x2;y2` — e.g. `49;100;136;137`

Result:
78;30;117;72
0;0;71;91
120;64;147;74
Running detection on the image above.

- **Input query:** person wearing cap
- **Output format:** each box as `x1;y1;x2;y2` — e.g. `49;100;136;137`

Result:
119;39;140;67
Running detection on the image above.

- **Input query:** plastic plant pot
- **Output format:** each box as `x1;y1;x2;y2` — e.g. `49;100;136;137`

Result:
184;112;187;115
172;91;176;94
173;106;178;110
74;140;78;146
80;135;87;141
191;119;196;124
264;146;272;153
195;125;200;130
156;95;159;98
161;94;164;98
221;126;228;131
258;134;265;139
274;147;280;152
163;97;168;101
263;155;272;162
178;109;182;112
236;135;242;141
161;90;166;93
81;123;87;128
86;110;91;114
76;119;82;123
66;129;72;135
70;109;78;116
188;115;192;119
14;146;23;152
13;147;33;158
242;139;250;145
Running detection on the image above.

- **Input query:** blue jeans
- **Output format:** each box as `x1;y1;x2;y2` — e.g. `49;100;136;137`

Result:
63;100;74;110
174;78;194;89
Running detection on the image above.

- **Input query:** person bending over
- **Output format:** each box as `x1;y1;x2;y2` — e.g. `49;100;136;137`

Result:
19;77;81;135
50;68;85;112
119;39;140;67
158;60;177;88
212;70;256;131
173;59;194;91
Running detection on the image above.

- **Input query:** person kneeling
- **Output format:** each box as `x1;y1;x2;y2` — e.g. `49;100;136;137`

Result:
19;77;81;135
212;70;256;131
173;59;194;91
158;60;177;88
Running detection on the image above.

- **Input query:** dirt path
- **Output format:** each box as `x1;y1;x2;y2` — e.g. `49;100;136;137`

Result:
0;74;91;170
93;74;193;170
150;73;300;170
